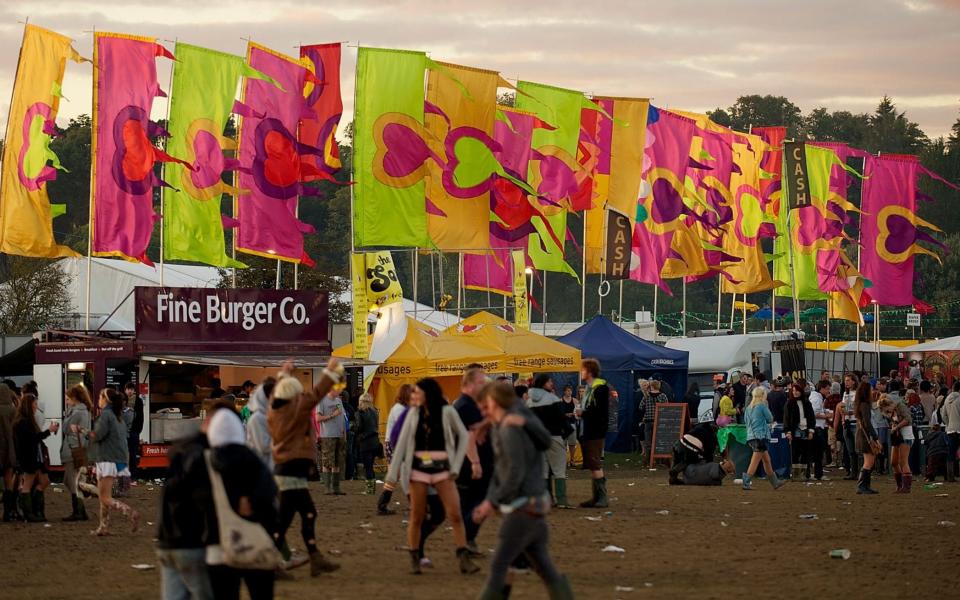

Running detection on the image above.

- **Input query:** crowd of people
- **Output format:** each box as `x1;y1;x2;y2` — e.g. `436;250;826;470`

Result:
668;368;960;493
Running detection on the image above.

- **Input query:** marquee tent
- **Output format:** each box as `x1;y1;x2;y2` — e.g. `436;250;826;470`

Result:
556;315;689;452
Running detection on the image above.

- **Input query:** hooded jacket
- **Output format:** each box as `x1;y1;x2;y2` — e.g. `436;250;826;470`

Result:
267;372;336;474
526;388;570;438
245;385;273;470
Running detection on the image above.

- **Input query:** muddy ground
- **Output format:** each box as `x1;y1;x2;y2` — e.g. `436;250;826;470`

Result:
2;458;957;599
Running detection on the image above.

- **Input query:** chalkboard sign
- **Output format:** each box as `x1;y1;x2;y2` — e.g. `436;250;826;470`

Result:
650;403;688;466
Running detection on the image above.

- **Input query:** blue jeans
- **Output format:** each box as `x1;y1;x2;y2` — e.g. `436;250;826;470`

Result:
157;548;213;600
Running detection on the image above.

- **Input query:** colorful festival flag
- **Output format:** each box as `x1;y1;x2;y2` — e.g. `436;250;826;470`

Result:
425;62;499;250
91;32;184;263
353;47;428;249
0;25;84;258
350;253;369;359
860;154;943;306
631;107;697;293
364;251;404;309
162;43;275;268
235;42;318;264
299;43;343;183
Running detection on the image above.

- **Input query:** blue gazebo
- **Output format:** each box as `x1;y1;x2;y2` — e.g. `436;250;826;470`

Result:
556;316;689;452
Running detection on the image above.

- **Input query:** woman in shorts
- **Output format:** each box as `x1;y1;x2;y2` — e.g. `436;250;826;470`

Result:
384;377;477;575
13;393;59;521
879;394;914;493
741;387;786;491
85;388;139;535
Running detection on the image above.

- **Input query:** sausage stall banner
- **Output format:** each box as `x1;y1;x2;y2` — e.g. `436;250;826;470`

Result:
134;287;330;354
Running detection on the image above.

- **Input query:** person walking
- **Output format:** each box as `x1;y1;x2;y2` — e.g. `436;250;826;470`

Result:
840;374;860;480
560;385;579;468
741;388;786;491
61;384;92;521
124;382;145;481
879;394;914;493
579;359;610;508
355;393;381;495
85;389;139;535
453;366;491;557
527;374;573;509
13;393;59;521
268;359;342;577
943;381;960;482
205;408;280;600
317;390;347;495
384;377;478;575
473;381;574;600
808;380;832;481
853;381;882;494
1;382;19;522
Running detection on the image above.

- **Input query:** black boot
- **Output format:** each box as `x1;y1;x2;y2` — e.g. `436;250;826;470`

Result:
76;496;89;521
857;468;878;495
63;495;82;522
580;477;609;508
31;490;46;521
19;492;43;522
377;489;395;515
456;547;480;574
409;550;422;575
1;491;14;522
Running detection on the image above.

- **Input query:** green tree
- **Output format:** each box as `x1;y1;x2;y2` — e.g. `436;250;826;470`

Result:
0;256;73;334
803;107;870;145
708;95;804;138
864;96;929;154
46;115;92;239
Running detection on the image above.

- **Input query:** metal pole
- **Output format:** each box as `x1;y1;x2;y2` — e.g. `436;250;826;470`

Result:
681;279;687;336
730;293;736;329
412;249;418;321
652;285;658;338
542;270;547;335
742;293;747;334
84;26;97;330
771;290;777;334
618;280;624;324
457;252;463;319
716;285;722;330
874;303;880;377
275;259;281;290
159;37;177;287
826;299;831;365
581;214;587;322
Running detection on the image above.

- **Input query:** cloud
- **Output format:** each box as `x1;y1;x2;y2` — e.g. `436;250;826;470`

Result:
0;0;957;139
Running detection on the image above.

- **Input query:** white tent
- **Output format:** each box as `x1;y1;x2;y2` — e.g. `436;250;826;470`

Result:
57;257;221;331
903;336;960;352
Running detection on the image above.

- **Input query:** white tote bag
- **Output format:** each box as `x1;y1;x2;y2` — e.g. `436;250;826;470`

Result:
203;450;281;570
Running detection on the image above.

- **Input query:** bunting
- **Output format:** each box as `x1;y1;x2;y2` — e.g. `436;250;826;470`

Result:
234;43;318;264
0;25;84;258
91;32;185;264
162;43;275;268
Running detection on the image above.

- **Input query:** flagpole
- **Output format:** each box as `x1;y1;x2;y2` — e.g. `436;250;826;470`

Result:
275;259;281;290
771;290;777;334
412;249;418;322
716;285;722;330
681;279;687;336
729;293;735;329
159;38;177;288
542;270;548;335
581;213;587;322
874;303;880;377
618;279;624;325
826;299;831;365
84;26;97;330
742;293;747;334
457;252;463;320
652;285;658;338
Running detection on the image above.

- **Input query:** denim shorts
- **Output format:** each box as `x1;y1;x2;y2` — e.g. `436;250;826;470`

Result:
748;439;768;453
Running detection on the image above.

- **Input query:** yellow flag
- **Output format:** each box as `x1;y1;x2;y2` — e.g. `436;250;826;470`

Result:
0;25;83;258
512;249;529;330
351;253;369;359
364;251;404;310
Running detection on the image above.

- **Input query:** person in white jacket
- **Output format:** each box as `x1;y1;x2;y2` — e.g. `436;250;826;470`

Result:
245;379;275;472
942;382;960;481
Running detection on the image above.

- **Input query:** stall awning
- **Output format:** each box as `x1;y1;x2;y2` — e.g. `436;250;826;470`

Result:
141;354;375;368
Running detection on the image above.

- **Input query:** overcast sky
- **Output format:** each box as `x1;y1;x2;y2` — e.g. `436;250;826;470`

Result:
1;0;958;140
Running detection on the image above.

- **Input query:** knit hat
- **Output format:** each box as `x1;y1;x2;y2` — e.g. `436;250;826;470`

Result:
273;376;304;401
207;409;245;448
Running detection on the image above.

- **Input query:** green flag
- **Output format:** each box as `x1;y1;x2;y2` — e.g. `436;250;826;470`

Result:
353;47;427;249
163;43;272;267
515;81;582;279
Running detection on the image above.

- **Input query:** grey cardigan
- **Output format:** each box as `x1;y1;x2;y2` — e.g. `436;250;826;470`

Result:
486;406;548;508
385;405;468;493
60;403;91;463
89;410;129;464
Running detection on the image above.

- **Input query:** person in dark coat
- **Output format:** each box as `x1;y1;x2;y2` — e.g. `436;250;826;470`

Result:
354;393;381;495
0;383;18;522
578;358;610;508
13;393;59;521
784;383;816;480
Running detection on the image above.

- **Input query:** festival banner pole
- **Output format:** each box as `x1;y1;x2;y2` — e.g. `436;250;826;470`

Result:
742;293;747;334
826;299;831;364
542;270;548;335
681;279;687;336
275;259;281;290
652;285;658;339
158;37;177;288
874;303;880;377
716;286;722;330
457;252;463;320
729;293;735;329
349;43;359;345
84;25;96;330
581;214;587;322
618;280;624;324
412;249;418;322
771;290;777;334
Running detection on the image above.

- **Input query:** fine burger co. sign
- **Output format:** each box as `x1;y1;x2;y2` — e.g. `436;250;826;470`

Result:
134;287;330;353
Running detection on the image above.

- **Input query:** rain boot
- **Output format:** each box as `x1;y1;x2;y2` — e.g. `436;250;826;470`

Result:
456;547;480;574
1;491;14;522
857;468;878;495
741;473;753;490
554;478;572;509
323;472;334;495
31;490;46;522
901;473;913;494
546;477;555;507
76;497;89;521
19;492;43;522
365;479;375;495
63;495;82;521
579;478;600;508
769;473;786;490
309;551;341;576
377;488;396;515
594;477;609;508
332;473;345;496
409;550;423;575
547;575;575;600
893;472;903;493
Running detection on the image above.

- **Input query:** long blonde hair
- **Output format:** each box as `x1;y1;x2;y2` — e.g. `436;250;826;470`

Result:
359;392;375;411
749;386;768;408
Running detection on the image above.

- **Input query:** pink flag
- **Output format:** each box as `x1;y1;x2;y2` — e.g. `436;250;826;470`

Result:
630;107;697;293
236;43;317;265
299;43;343;183
91;33;181;263
860;155;944;306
